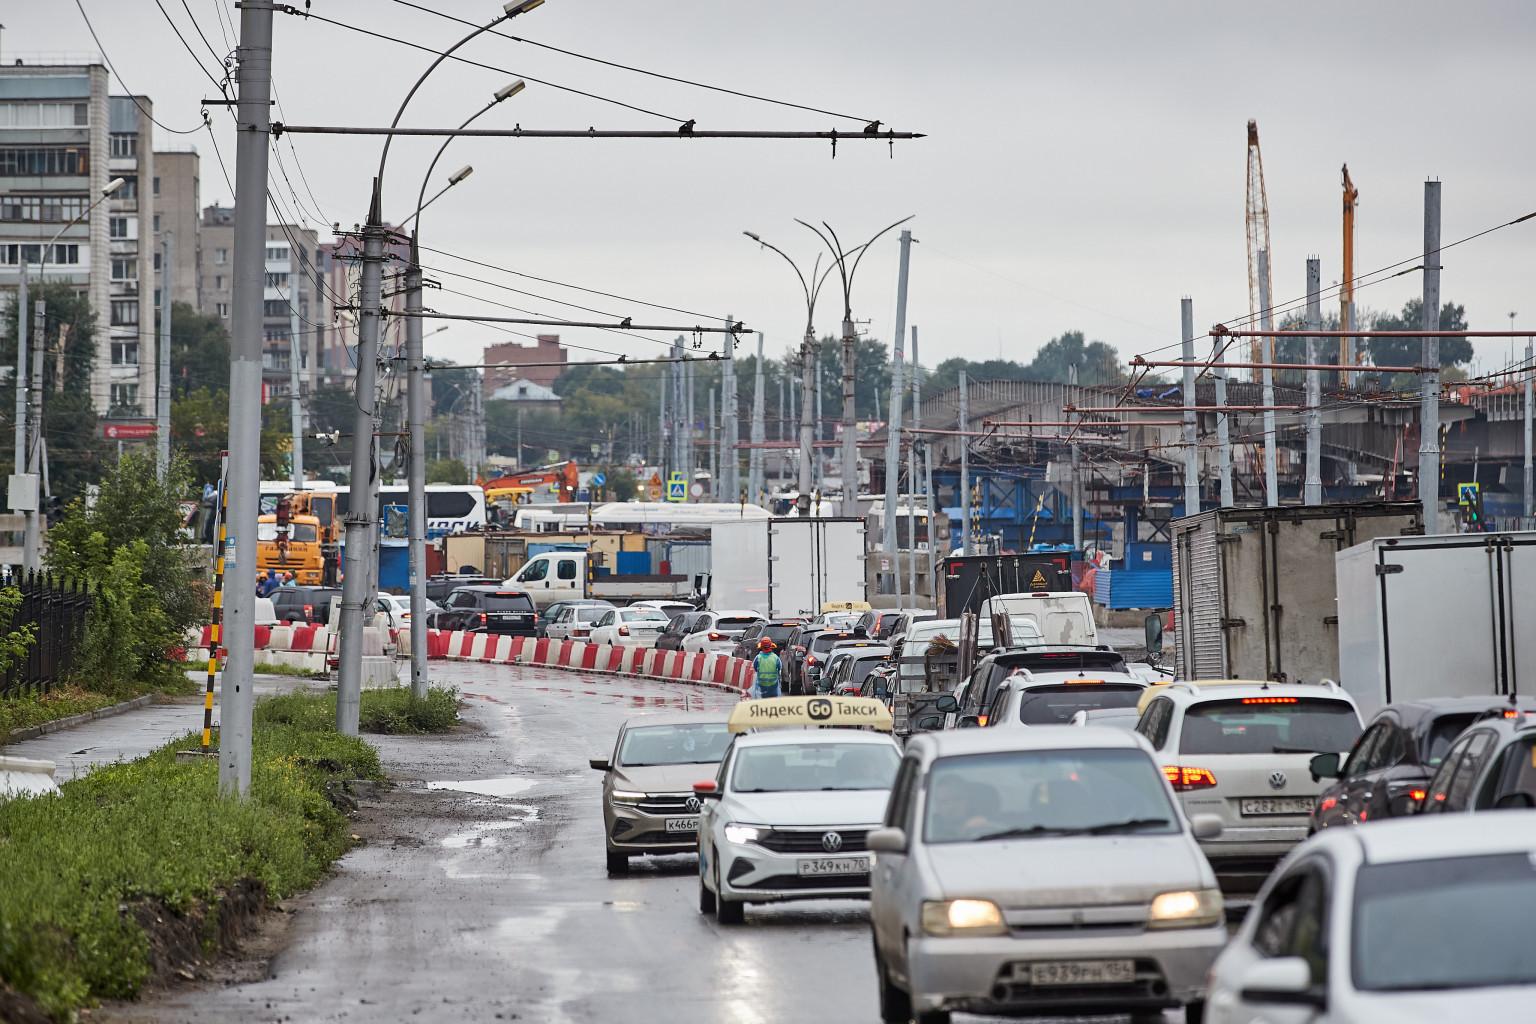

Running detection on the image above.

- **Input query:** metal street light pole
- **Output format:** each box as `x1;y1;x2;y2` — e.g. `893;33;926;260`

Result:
883;228;913;598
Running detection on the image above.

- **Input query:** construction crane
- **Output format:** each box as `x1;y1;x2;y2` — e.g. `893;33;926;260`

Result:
1341;164;1360;381
1245;120;1274;381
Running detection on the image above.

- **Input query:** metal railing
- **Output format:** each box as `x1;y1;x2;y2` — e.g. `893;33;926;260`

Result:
1;572;92;698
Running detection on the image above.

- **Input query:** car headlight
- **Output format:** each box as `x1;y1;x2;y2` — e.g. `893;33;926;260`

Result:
610;789;646;803
921;899;1007;937
723;823;762;844
1147;888;1224;928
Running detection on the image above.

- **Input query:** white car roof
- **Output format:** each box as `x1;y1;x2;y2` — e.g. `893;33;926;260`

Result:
1301;811;1536;866
1163;680;1356;706
1009;670;1147;688
712;610;764;619
915;725;1148;759
732;727;899;750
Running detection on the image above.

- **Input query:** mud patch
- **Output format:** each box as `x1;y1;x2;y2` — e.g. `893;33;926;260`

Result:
130;878;267;989
0;981;50;1024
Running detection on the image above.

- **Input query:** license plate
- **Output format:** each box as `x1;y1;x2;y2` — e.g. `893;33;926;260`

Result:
1028;960;1135;987
796;856;869;876
1240;797;1313;816
664;817;698;833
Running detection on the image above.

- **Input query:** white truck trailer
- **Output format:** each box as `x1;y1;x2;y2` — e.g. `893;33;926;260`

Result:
1336;531;1536;716
707;517;867;617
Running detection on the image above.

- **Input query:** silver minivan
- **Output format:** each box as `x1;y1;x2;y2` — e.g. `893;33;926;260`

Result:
868;728;1226;1023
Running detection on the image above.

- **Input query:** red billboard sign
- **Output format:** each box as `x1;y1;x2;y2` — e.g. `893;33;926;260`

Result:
101;421;157;440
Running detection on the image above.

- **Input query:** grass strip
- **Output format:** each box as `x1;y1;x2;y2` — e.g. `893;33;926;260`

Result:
0;686;130;739
0;693;392;1020
258;686;461;736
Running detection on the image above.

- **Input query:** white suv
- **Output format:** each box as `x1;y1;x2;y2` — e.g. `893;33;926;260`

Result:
1133;680;1363;902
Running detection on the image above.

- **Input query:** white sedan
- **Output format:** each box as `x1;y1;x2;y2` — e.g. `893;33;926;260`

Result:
680;611;765;655
589;607;672;648
1207;812;1536;1023
376;592;441;630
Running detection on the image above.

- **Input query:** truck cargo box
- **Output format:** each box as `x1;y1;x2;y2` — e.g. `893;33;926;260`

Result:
939;553;1073;618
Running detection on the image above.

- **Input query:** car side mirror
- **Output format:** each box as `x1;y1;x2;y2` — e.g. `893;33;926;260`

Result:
1189;813;1223;840
867;827;907;854
957;715;982;729
1239;957;1326;1008
589;758;611;771
931;694;959;713
692;780;721;799
912;715;944;732
1143;611;1164;661
1309;752;1341;782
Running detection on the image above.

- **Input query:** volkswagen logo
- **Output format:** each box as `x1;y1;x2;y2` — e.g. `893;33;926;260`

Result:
1268;770;1288;791
821;831;844;853
807;697;834;721
684;796;702;814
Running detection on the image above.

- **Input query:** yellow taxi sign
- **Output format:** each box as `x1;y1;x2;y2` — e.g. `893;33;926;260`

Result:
820;600;872;613
728;695;893;733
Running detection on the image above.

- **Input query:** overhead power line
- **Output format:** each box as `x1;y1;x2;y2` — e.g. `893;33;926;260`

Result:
74;0;205;134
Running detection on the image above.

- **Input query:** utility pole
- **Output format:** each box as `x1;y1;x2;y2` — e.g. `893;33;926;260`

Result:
815;359;825;493
1524;338;1533;522
750;333;766;501
883;228;912;598
840;308;857;515
777;374;786;488
1212;329;1234;508
221;0;275;792
1418;181;1443;534
799;333;815;500
1069;364;1083;549
908;325;921;602
959;369;972;556
287;273;304;491
657;347;668;476
723;315;738;497
708;386;718;495
157;234;173;479
924;439;936;600
685;353;696;481
12;262;27;568
1304;257;1323;505
405;235;427;698
24;300;43;572
1180;298;1199;517
1258;249;1279;507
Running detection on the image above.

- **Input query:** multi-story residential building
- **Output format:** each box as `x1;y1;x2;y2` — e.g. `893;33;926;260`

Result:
0;62;158;416
152;148;199;309
317;231;409;387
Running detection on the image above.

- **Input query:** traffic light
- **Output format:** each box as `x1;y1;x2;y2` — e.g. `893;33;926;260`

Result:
1468;487;1484;530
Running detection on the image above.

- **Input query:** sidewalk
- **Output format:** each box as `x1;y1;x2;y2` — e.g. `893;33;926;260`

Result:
1;676;323;782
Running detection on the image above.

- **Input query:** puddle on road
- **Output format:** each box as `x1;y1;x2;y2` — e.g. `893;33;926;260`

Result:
427;776;541;798
440;808;539;849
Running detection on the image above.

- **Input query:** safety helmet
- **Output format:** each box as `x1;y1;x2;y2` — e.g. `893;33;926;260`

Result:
757;637;777;652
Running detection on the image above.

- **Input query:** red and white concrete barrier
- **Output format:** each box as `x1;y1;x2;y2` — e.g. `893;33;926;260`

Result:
418;630;757;694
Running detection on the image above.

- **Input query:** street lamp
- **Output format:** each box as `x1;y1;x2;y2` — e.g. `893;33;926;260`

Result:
337;1;542;732
742;230;839;506
794;215;915;515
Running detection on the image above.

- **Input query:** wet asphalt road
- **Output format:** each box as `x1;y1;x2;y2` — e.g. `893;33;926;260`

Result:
110;662;1190;1024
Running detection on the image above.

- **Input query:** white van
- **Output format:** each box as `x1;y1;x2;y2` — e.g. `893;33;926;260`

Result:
978;591;1098;647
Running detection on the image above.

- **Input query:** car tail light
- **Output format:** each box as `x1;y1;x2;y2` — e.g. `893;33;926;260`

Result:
1319;796;1338;811
479;613;488;625
793;645;805;654
708;631;723;641
574;628;590;638
618;625;630;636
977;714;989;727
1409;788;1427;802
1163;765;1218;791
1242;697;1298;704
303;603;314;619
1504;710;1522;719
806;655;819;666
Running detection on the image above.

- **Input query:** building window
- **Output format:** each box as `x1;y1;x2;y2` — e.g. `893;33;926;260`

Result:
265;245;288;261
215;248;228;265
111;257;137;281
263;299;290;318
118;176;138;200
0;102;88;128
110;300;139;327
0;243;79;266
152;176;160;196
265;271;289;289
152;214;160;232
111;341;140;366
109;133;138;159
152;252;161;272
216;302;229;319
109;383;140;411
109;216;129;239
0;194;89;223
214;274;224;290
0;146;90;176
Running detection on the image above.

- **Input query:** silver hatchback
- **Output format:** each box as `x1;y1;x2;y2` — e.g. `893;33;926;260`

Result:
868;728;1226;1023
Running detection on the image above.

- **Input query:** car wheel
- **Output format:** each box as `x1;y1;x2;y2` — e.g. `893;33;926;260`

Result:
714;864;744;925
915;1011;950;1024
698;865;716;915
605;850;629;876
874;942;912;1023
1182;1001;1206;1024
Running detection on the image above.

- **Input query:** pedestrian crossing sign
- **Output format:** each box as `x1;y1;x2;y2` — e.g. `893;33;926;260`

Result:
667;471;687;502
1458;482;1481;506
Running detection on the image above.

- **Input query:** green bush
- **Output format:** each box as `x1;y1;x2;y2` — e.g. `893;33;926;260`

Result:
0;699;381;1019
256;686;460;736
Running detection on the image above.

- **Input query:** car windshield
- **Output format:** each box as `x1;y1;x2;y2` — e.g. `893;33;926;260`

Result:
731;742;899;793
978;617;1043;648
485;593;533;612
715;616;761;631
1424;712;1480;766
1353;852;1536;991
1179;698;1360;755
811;632;852;653
849;658;887;686
1017;683;1145;724
923;748;1179;844
257;522;318;543
575;607;610;622
762;624;800;643
617;723;732;767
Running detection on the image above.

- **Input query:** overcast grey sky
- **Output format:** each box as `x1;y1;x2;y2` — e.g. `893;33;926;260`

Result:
10;1;1536;374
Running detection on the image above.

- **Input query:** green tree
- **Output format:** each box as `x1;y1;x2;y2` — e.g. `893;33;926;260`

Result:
1023;330;1125;384
167;302;230;397
426;458;468;484
1366;299;1471;368
170;387;294;486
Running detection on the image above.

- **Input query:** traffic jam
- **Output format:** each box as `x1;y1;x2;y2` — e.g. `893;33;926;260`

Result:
583;583;1536;1024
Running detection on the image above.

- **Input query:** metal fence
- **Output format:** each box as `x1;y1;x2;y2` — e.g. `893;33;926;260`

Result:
1;572;92;698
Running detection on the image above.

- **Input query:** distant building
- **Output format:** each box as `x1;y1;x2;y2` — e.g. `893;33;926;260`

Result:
489;377;562;413
152;149;199;309
317;230;410;386
483;334;566;393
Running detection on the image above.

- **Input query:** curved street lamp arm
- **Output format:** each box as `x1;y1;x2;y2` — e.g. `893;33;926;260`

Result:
414;99;495;228
794;218;853;316
842;214;915;290
744;232;816;333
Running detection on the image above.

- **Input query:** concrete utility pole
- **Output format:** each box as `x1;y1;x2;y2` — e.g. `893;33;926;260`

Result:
840;309;858;515
24;300;43;573
1212;327;1234;508
157;234;173;479
404;235;427;698
959;369;972;556
12;264;25;478
723;315;738;497
1525;338;1533;522
924;440;937;596
800;335;816;499
1304;257;1324;505
750;333;766;501
1418;181;1443;534
657;347;668;474
1069;364;1083;549
908;325;921;602
1258;249;1279;506
1180;298;1200;517
685;354;696;479
882;228;912;597
287;273;304;491
221;0;275;793
708;387;718;493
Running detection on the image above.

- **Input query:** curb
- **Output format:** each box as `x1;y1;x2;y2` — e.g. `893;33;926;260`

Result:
3;694;158;744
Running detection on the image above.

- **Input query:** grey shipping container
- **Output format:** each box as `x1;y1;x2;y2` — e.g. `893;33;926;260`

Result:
1170;502;1423;683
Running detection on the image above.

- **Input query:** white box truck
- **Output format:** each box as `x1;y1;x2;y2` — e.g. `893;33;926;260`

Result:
1335;531;1536;716
708;517;866;616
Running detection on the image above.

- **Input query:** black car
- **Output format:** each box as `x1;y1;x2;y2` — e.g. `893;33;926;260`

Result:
270;586;341;625
729;618;807;661
425;574;502;605
654;610;715;653
955;646;1129;720
1309;695;1536;830
427;586;538;635
781;626;822;695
